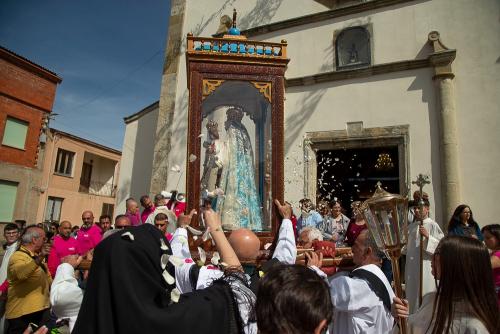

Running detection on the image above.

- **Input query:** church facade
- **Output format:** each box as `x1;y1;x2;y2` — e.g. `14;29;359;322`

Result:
124;0;499;226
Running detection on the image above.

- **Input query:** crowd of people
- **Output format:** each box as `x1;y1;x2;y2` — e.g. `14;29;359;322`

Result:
0;188;498;333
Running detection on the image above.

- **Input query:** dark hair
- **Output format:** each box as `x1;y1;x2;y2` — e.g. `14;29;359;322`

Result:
50;222;60;229
99;214;111;222
4;223;19;232
154;213;168;222
256;264;333;334
154;193;165;204
428;236;499;334
481;224;500;248
71;226;80;232
114;214;128;224
139;195;150;206
447;204;478;232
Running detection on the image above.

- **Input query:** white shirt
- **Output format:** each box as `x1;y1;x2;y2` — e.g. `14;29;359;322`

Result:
172;218;297;293
329;264;395;334
0;241;18;284
50;263;83;332
171;219;296;334
392;292;490;334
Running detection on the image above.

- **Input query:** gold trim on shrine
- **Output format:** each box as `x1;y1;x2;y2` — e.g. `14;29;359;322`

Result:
251;81;272;103
202;79;225;100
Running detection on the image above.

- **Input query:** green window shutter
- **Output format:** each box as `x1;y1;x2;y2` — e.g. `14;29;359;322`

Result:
0;180;18;222
2;117;29;150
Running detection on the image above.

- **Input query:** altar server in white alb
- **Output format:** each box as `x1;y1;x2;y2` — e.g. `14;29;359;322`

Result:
329;229;395;334
404;198;444;313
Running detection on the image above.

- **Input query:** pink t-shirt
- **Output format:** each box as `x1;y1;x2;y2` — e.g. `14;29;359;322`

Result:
76;224;102;255
48;234;79;277
141;206;155;224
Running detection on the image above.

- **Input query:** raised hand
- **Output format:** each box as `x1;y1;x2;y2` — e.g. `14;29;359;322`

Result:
61;255;83;269
305;251;323;268
178;209;197;228
274;199;292;219
204;209;222;232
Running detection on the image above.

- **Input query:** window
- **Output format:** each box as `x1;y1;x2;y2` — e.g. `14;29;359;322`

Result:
102;203;114;217
54;149;75;176
44;197;63;223
2;117;29;150
335;26;371;70
79;162;93;192
0;180;18;223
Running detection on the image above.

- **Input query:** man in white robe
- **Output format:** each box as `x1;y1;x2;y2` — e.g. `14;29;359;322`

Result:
403;199;444;313
329;229;395;334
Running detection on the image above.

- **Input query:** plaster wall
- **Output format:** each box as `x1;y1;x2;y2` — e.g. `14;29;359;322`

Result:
284;68;442;221
116;106;158;216
36;133;120;225
0;162;42;224
164;0;499;225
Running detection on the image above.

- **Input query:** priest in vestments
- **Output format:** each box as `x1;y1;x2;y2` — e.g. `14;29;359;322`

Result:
403;199;444;313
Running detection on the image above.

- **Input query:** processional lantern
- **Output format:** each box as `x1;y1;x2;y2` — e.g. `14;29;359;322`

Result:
185;10;289;246
361;182;409;334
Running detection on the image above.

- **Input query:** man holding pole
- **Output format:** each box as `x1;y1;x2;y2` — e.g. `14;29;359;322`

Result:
403;198;443;313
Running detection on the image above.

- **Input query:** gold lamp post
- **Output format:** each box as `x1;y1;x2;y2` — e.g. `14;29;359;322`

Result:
361;181;409;334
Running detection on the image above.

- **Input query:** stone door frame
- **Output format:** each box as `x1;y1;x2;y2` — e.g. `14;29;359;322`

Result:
303;122;410;200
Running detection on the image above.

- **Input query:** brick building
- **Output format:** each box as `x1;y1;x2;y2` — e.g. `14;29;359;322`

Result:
0;46;61;227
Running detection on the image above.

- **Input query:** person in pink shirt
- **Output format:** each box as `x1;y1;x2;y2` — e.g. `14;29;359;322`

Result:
140;195;155;224
481;224;500;306
48;220;79;277
125;198;142;226
76;210;102;256
166;191;187;217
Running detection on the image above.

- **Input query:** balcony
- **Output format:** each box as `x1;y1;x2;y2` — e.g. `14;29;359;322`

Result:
79;180;117;197
79;152;118;198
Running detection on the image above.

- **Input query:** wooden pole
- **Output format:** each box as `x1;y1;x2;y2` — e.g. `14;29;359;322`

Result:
388;248;408;334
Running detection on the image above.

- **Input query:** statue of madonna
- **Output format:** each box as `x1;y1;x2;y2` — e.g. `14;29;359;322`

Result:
216;107;263;231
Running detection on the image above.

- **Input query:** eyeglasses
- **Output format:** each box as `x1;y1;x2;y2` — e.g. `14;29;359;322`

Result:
5;231;18;236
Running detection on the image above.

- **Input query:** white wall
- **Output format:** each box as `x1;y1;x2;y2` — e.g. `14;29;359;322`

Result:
116;106;159;216
166;0;500;225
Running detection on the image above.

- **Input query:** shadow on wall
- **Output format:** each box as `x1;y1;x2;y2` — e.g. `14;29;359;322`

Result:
284;67;440;215
238;0;284;31
189;0;284;38
168;90;189;183
116;178;131;213
284;87;327;156
130;110;158;199
191;0;237;36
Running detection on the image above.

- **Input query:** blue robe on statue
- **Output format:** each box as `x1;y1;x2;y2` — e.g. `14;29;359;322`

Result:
216;119;263;231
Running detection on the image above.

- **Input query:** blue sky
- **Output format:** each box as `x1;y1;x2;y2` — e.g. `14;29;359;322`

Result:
0;0;171;150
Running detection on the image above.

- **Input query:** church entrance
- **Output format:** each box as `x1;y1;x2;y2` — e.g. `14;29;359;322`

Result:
316;146;400;217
